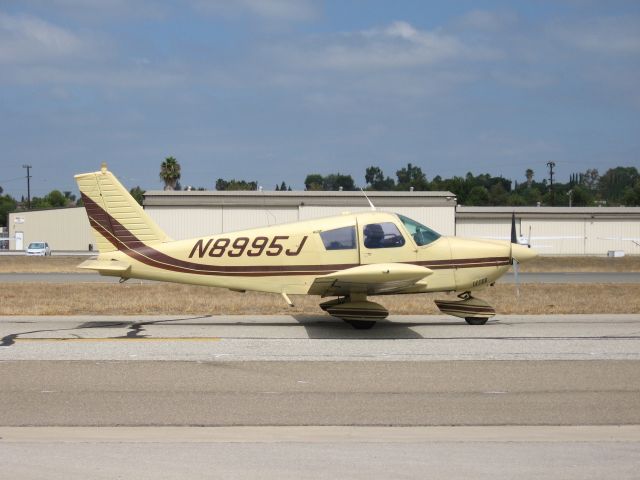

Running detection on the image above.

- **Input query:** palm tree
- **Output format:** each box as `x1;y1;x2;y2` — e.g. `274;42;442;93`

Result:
160;157;181;190
525;169;534;188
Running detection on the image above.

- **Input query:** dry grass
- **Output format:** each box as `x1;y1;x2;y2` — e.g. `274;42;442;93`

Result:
1;282;638;316
0;256;89;273
1;255;639;274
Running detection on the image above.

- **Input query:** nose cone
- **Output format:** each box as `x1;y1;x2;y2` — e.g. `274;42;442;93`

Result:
511;243;538;263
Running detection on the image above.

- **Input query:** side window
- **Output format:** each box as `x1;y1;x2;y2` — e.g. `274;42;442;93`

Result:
320;226;356;250
363;222;405;249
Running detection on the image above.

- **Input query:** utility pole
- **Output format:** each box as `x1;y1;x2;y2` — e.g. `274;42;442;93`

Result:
22;165;32;209
546;161;555;206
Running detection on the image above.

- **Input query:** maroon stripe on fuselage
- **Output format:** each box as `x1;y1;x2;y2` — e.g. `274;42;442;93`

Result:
82;193;511;277
82;193;356;276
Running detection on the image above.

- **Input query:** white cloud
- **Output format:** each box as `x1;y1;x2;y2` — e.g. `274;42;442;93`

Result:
273;21;501;72
191;0;317;21
0;12;83;63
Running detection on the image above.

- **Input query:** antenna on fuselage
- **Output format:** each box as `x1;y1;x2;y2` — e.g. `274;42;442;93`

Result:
360;188;376;211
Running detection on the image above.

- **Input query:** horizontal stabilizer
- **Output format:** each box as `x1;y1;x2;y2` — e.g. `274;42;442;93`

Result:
78;259;131;276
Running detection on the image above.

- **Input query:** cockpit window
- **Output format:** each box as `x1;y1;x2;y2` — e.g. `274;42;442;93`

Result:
398;214;441;246
363;222;405;249
320;226;356;250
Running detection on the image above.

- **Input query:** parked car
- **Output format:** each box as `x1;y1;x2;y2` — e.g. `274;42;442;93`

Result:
26;242;51;256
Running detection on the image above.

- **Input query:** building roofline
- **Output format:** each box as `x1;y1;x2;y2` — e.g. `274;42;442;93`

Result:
144;190;457;208
456;206;640;219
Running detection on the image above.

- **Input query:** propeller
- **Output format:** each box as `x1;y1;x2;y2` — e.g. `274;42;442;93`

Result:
510;212;520;297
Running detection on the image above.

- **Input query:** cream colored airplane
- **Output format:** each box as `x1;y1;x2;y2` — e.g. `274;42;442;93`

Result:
76;164;537;329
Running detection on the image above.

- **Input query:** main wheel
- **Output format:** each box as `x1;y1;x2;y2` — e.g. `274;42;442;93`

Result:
465;317;488;325
344;320;377;330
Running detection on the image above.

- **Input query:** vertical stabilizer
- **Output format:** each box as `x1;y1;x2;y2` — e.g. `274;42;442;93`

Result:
75;164;170;253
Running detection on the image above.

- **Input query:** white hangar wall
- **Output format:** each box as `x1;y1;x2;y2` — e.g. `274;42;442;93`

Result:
144;190;458;240
456;207;640;256
5;200;639;256
8;207;93;252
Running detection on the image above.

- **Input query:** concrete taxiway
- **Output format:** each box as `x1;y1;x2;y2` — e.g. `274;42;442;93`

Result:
0;314;639;426
2;314;639;478
1;426;639;480
1;314;639;361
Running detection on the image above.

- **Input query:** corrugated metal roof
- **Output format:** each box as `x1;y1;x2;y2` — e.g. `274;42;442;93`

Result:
144;190;457;208
457;206;640;219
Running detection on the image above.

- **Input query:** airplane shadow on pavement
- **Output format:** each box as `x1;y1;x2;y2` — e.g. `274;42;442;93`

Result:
15;314;489;342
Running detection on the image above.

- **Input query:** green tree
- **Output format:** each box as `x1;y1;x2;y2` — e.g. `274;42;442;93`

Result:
129;186;146;205
488;183;509;205
63;191;76;204
323;173;356;191
46;190;67;208
465;186;490;205
0;193;17;227
159;156;181;191
569;185;594;206
365;166;395;191
525;169;534;188
599;166;639;204
215;179;257;191
581;168;599;191
395;163;429;190
622;180;640;206
304;174;324;191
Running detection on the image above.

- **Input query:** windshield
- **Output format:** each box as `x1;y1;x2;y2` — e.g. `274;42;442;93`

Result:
28;243;45;249
397;215;441;246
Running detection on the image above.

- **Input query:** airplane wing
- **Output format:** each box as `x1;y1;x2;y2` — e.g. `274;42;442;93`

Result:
307;263;433;297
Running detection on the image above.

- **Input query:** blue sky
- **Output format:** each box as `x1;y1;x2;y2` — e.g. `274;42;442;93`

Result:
1;0;639;198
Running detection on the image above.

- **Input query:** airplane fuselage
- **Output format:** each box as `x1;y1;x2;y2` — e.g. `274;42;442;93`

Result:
99;211;515;296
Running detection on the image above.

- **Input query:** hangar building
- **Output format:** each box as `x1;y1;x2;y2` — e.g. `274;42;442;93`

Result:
143;190;457;240
5;192;640;256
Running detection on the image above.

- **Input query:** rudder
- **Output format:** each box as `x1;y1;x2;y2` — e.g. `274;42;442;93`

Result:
75;163;170;253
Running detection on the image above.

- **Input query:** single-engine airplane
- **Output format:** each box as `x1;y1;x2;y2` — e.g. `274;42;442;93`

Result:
76;164;537;329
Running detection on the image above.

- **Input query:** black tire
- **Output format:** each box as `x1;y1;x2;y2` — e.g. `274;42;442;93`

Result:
344;320;377;330
465;317;488;325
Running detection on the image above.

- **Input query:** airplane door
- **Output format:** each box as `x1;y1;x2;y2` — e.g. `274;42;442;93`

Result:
15;231;23;251
357;218;417;265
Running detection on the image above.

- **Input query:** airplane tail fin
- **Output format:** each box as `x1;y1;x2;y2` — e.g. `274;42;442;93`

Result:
75;163;171;253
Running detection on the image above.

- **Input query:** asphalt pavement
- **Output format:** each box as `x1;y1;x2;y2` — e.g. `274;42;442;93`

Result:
1;313;638;478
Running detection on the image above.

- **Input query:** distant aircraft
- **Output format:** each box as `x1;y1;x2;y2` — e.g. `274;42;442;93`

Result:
481;215;585;250
76;164;536;329
598;237;640;248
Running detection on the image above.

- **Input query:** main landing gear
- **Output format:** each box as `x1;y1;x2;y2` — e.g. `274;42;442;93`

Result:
434;291;495;325
319;294;388;330
319;291;496;329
